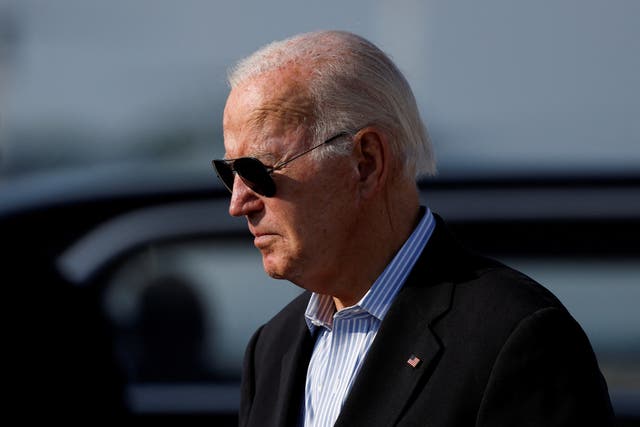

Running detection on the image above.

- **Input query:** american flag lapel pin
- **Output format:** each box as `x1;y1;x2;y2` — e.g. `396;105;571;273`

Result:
406;354;422;368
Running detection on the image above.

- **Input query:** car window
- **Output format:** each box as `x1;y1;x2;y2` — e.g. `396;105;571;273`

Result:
102;237;303;384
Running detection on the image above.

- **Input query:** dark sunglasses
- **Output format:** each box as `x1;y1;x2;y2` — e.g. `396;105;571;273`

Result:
212;131;350;197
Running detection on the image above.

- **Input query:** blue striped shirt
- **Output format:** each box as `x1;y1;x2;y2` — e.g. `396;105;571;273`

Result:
302;208;435;427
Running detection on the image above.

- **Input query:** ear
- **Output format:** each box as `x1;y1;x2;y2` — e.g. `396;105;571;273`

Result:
353;127;390;199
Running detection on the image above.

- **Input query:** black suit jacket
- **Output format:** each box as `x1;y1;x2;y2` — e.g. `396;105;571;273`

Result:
240;216;614;426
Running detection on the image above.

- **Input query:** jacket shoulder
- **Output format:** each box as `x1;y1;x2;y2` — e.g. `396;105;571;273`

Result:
261;291;310;331
251;291;311;353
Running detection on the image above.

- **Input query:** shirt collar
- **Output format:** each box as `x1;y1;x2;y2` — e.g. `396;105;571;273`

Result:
304;207;435;332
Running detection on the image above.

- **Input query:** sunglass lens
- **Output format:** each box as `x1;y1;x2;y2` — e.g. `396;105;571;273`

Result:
213;160;235;192
234;157;276;197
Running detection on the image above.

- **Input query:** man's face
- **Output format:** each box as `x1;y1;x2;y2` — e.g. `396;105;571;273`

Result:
222;70;361;289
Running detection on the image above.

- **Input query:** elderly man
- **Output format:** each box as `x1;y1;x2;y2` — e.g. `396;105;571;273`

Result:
213;31;613;427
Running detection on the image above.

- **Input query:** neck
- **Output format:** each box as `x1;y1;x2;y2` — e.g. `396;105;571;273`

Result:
329;185;422;310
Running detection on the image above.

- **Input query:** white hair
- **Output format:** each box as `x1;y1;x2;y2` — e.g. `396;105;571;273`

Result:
228;30;436;178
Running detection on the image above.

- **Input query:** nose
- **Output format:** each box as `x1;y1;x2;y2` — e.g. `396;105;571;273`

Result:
228;175;264;217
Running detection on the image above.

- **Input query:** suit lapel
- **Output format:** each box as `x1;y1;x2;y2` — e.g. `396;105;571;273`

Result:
335;216;465;427
334;280;453;427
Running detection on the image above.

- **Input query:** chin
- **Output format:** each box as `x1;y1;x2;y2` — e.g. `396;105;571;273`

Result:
262;254;304;283
265;269;286;280
262;256;288;280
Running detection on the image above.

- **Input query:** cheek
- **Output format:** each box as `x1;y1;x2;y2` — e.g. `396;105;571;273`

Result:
277;158;358;249
317;173;359;221
301;191;358;248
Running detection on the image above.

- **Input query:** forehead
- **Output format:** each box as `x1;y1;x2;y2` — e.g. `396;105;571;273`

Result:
223;68;314;155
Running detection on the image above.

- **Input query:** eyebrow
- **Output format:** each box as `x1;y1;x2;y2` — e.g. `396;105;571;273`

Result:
223;140;278;164
252;149;278;165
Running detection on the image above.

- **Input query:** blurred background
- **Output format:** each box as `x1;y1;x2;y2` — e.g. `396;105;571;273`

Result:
2;0;639;179
1;0;638;424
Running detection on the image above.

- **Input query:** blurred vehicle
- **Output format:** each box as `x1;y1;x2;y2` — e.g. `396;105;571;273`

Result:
2;162;639;425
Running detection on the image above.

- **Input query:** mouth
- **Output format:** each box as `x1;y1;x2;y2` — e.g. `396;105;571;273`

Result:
251;230;276;248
